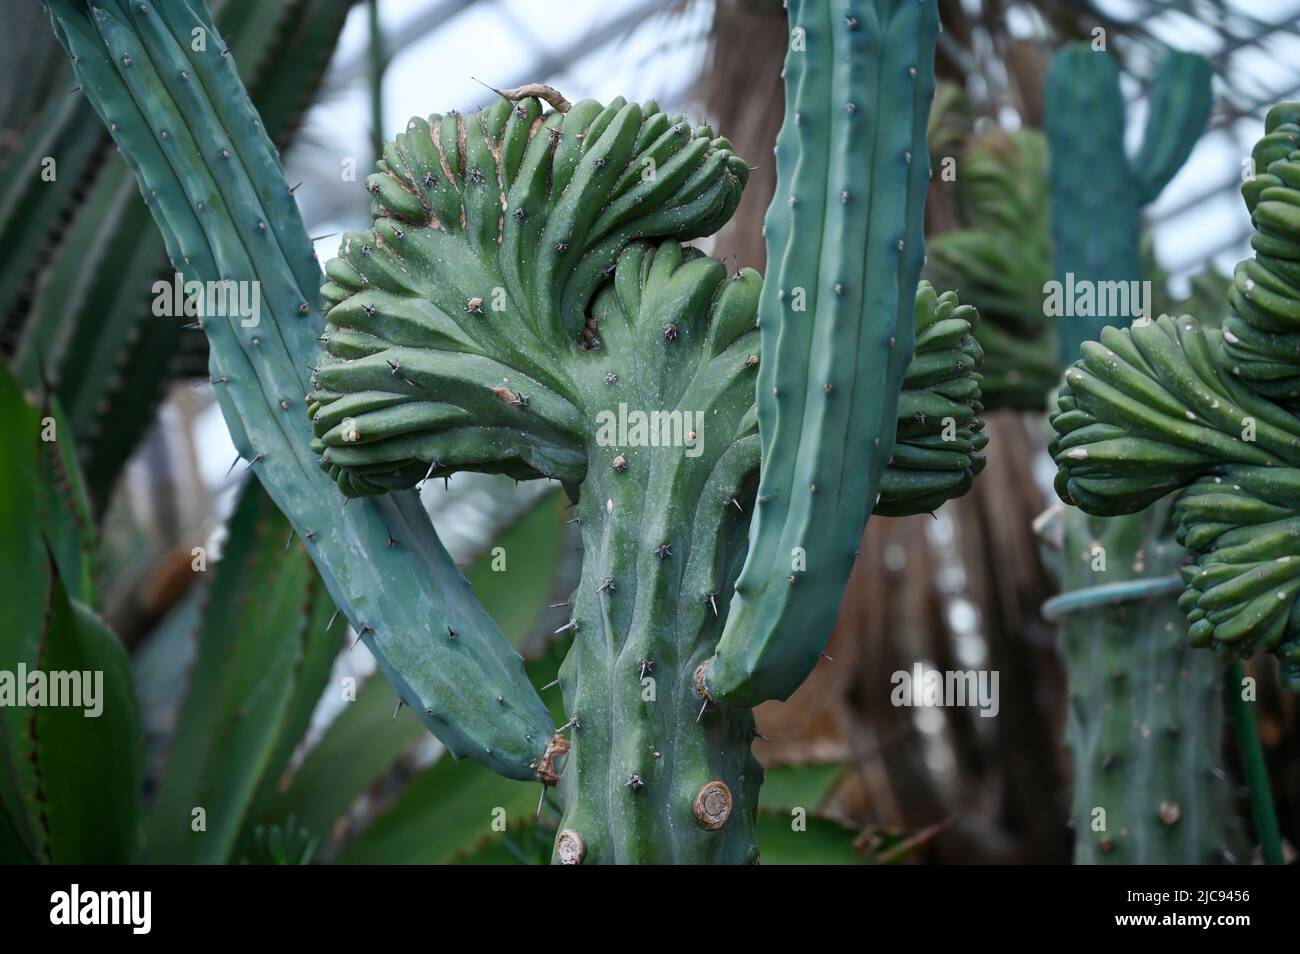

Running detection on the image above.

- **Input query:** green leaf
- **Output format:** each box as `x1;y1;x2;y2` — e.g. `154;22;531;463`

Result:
264;671;428;843
33;397;96;608
0;366;55;861
337;757;541;865
238;571;344;854
265;492;568;841
35;573;142;863
465;489;566;648
755;811;862;865
143;483;313;863
757;762;844;812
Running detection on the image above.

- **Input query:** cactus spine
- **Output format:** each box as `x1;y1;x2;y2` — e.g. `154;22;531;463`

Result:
704;0;941;707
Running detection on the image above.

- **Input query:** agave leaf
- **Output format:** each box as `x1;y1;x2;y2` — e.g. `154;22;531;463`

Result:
143;482;313;863
35;572;143;864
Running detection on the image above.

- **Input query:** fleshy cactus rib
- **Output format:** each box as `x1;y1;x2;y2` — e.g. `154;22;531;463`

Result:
701;0;941;708
44;0;555;780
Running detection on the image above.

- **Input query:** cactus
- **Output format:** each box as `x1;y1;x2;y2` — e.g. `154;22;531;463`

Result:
876;280;986;516
1039;499;1244;863
1045;44;1211;363
701;0;941;708
1049;107;1300;689
926;128;1058;409
45;0;556;782
45;0;982;863
1038;44;1246;865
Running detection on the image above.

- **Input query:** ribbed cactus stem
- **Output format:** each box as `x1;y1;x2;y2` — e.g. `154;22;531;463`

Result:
553;440;761;863
1045;503;1244;863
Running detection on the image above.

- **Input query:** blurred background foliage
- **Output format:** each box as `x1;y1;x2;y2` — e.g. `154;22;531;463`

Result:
2;0;1297;863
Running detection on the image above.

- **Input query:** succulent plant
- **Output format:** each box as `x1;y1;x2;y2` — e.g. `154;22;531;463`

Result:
1036;43;1247;866
1049;106;1300;690
43;0;987;864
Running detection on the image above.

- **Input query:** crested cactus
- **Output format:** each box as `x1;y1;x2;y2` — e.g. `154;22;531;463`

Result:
46;0;984;863
876;280;986;516
926;128;1059;410
1050;106;1300;689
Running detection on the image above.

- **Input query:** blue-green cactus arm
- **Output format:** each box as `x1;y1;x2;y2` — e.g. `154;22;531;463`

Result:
1132;51;1213;204
702;0;940;707
1046;44;1211;365
44;0;555;780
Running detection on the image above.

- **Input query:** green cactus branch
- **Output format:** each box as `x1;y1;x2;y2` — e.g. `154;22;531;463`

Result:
1045;45;1211;365
702;0;942;708
44;0;555;780
1051;107;1300;689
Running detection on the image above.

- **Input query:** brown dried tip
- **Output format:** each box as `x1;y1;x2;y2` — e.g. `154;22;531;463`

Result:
489;82;572;113
532;732;571;787
556;828;585;865
693;781;732;831
693;660;714;703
